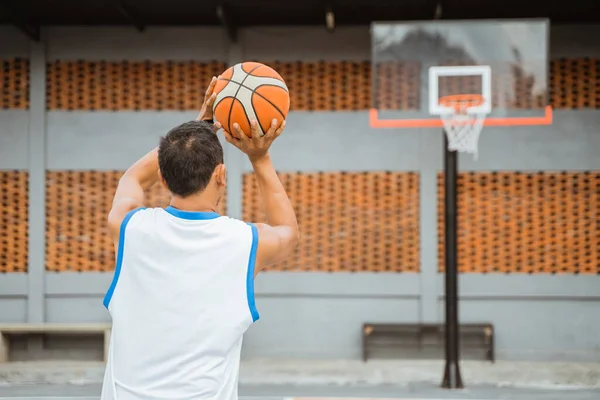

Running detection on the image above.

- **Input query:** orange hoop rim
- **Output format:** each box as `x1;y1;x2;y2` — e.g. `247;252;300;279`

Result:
438;94;485;112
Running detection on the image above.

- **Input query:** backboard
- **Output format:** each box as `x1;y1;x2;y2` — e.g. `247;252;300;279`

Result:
370;19;552;129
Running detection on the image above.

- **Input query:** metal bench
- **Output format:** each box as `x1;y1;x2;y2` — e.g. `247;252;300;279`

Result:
362;323;494;362
0;323;111;362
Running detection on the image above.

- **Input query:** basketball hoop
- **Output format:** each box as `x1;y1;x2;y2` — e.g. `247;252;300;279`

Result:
438;94;488;159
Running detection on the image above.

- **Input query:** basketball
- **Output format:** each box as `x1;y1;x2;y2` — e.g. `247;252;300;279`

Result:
213;62;290;137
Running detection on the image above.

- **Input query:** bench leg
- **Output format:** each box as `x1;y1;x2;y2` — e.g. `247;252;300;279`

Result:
0;333;8;362
103;328;111;363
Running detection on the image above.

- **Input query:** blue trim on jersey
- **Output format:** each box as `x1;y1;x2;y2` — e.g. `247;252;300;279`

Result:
103;207;145;309
165;206;220;220
247;223;260;322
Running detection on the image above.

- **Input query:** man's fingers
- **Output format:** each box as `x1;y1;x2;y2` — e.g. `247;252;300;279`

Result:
222;130;236;144
233;123;249;140
249;120;262;139
206;93;217;108
274;120;286;137
263;118;279;137
214;121;223;130
205;76;217;99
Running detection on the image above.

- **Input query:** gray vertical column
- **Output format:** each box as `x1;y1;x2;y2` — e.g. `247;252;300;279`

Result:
27;32;47;325
419;129;442;323
224;42;245;220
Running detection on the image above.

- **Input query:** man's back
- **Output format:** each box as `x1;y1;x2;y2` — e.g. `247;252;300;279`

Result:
102;206;259;400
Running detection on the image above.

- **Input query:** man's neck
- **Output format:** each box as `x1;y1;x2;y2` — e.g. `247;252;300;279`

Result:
169;194;219;213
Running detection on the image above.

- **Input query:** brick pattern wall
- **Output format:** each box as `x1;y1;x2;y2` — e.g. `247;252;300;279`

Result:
1;58;29;109
438;172;600;274
242;172;420;272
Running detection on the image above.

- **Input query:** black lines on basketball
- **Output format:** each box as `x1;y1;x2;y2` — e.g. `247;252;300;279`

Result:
227;65;260;134
252;85;289;134
253;84;288;116
227;64;260;134
219;78;289;123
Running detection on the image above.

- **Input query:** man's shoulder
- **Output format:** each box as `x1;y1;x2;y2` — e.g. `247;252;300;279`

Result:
215;215;254;231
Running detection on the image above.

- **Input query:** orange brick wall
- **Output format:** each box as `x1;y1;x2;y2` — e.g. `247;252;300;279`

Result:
4;169;600;274
242;172;420;272
438;172;600;274
0;171;29;272
44;171;226;272
550;58;600;109
1;58;599;110
45;61;227;111
1;58;29;109
39;58;600;111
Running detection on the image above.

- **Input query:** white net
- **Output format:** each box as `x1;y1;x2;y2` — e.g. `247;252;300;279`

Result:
439;96;487;160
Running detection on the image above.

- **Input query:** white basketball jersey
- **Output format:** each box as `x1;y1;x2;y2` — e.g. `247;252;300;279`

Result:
101;206;259;400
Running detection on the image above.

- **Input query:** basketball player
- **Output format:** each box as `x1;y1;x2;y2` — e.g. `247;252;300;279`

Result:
101;78;298;400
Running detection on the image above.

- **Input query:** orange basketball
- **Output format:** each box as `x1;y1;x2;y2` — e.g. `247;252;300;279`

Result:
213;62;290;137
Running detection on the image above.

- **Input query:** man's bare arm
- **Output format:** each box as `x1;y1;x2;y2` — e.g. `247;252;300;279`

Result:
222;119;299;272
250;154;299;269
107;148;159;247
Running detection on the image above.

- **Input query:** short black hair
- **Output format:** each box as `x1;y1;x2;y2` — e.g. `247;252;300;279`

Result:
158;121;224;197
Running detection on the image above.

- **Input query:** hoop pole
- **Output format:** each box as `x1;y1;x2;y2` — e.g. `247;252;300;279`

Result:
441;131;464;389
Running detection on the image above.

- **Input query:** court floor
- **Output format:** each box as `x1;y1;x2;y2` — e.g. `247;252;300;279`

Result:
1;396;418;400
1;397;600;400
9;396;579;400
0;383;599;400
0;396;438;400
1;396;430;400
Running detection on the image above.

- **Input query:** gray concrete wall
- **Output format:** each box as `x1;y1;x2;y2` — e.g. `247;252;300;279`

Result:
3;272;599;360
0;111;29;169
0;25;599;362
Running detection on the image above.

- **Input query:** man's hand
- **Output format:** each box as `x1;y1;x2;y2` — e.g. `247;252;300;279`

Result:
197;76;218;122
219;119;285;162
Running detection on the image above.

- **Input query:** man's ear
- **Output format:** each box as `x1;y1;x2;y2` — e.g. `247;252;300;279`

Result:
215;164;227;188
